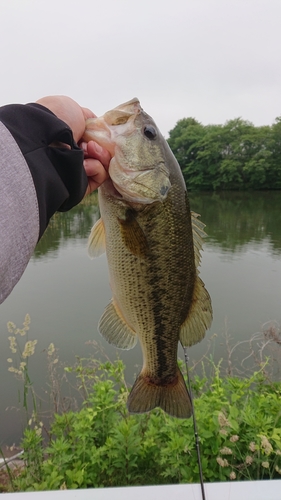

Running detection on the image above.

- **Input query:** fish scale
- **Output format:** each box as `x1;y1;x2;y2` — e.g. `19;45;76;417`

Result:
84;98;212;418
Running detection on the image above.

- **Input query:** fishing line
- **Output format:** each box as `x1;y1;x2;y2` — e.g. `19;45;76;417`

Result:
183;347;206;500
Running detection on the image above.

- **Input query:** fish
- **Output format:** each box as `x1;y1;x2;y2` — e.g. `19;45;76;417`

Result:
83;98;212;419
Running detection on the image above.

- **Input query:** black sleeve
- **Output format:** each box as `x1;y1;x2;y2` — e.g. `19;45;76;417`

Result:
0;103;87;239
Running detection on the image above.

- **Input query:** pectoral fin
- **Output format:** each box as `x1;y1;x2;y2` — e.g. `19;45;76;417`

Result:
118;210;149;257
88;218;106;258
98;300;137;350
179;276;213;347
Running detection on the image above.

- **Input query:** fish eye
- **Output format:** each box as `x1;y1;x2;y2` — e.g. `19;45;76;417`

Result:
143;125;157;140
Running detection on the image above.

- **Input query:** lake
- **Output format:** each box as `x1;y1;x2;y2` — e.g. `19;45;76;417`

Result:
1;191;281;447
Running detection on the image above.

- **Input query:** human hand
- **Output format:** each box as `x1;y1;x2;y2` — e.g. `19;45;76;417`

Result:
36;96;110;195
80;140;110;196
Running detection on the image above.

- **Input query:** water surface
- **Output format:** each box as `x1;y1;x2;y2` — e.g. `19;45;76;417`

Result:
1;191;281;446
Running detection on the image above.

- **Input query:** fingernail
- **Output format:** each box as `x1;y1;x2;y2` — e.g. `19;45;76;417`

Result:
80;142;87;153
94;143;103;155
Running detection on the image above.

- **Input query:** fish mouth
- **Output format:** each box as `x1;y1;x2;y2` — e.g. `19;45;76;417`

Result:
84;98;171;203
105;178;168;205
109;163;171;204
103;169;171;205
103;98;141;126
83;98;141;154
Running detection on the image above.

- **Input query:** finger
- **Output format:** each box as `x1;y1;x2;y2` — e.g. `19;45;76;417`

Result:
81;141;111;169
81;107;97;120
84;158;109;194
37;96;85;143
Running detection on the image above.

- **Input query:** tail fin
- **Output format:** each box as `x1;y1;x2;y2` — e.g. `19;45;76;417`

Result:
127;367;192;419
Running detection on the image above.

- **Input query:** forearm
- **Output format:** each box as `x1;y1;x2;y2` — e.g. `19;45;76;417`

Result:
0;103;87;303
0;103;87;237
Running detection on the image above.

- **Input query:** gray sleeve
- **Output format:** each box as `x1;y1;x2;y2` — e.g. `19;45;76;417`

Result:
0;122;39;304
0;103;87;239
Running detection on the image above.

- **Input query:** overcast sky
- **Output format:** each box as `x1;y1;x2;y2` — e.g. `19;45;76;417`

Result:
1;0;281;137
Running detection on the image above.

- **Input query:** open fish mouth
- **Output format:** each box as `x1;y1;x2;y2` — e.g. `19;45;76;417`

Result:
103;98;141;127
83;98;141;154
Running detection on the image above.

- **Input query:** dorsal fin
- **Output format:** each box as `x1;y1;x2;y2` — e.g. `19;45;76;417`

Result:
191;211;206;268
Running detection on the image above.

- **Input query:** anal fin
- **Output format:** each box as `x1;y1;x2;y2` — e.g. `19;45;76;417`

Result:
98;300;137;350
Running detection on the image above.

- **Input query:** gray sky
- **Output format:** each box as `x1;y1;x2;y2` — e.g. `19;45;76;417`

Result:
1;0;281;137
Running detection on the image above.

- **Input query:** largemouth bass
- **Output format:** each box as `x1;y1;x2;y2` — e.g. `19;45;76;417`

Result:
83;98;212;418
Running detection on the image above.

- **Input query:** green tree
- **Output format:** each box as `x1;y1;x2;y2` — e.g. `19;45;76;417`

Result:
168;115;281;191
167;118;210;190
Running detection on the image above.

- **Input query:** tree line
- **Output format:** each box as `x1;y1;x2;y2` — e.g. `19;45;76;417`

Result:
167;116;281;190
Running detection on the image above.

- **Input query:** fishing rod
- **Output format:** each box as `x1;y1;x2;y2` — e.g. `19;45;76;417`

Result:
183;347;206;500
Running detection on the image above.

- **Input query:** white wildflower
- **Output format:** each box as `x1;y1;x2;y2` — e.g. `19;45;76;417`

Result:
8;336;17;353
249;441;256;452
219;429;228;436
7;322;16;333
220;447;233;455
22;340;37;358
260;436;273;455
47;343;55;356
8;366;17;373
216;457;229;467
262;461;269;469
23;314;30;330
218;412;230;428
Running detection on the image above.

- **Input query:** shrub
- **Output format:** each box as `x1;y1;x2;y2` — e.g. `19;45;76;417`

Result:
11;359;281;490
4;317;281;491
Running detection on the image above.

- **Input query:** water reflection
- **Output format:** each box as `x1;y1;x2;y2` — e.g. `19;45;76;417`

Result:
189;191;281;255
33;193;100;259
34;191;281;259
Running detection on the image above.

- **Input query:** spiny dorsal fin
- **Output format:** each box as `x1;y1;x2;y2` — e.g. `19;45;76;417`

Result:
118;210;149;258
179;276;213;347
98;300;137;350
191;211;206;268
88;218;106;258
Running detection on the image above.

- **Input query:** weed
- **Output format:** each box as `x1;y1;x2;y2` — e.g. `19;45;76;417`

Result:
3;316;281;491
